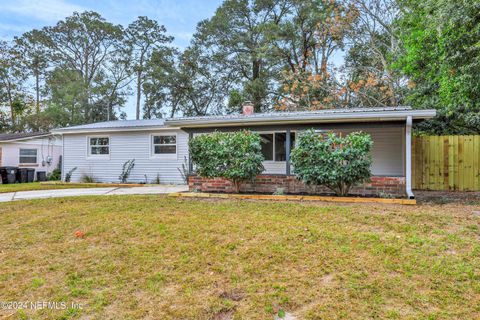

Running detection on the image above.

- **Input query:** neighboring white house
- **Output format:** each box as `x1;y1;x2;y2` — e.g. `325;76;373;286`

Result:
52;106;436;198
0;132;63;178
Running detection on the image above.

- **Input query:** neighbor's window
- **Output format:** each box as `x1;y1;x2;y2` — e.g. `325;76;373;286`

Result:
88;137;110;156
19;149;37;164
260;132;296;161
152;135;176;155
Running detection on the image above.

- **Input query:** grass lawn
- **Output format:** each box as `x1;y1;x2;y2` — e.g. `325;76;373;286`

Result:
0;182;111;194
0;196;479;319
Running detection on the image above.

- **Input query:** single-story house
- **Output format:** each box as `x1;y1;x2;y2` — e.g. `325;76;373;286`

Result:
52;105;436;198
0;132;63;179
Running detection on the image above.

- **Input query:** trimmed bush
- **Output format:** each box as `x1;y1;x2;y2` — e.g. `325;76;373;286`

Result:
189;131;265;192
290;130;373;196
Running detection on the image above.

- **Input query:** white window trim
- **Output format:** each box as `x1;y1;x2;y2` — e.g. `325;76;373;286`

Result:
258;131;296;163
19;148;38;164
86;135;110;160
150;133;177;159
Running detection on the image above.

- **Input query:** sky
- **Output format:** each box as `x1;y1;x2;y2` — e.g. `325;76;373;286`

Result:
0;0;224;118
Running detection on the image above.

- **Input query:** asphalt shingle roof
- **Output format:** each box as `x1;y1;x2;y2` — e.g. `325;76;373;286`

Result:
0;132;50;142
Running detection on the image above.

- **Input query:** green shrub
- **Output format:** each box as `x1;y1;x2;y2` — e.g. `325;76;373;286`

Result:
290;130;373;196
189;131;264;192
47;168;61;181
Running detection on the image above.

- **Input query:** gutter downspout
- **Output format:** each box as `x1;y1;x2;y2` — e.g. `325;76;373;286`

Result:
405;116;414;199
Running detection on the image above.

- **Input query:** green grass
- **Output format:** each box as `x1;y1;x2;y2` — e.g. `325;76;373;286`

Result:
0;196;479;319
0;182;106;193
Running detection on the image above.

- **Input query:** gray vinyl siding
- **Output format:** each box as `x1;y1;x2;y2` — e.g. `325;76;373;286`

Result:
335;127;405;176
62;130;188;184
257;127;403;176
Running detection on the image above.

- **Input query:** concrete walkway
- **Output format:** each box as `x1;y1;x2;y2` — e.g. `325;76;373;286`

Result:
0;185;188;203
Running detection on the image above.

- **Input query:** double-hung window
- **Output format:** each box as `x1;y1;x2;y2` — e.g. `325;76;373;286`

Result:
88;137;110;157
152;135;177;155
260;132;295;162
19;149;37;164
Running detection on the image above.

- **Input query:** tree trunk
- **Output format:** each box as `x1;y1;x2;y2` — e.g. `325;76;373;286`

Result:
6;81;14;125
145;93;151;119
35;73;40;114
136;69;142;120
252;59;261;112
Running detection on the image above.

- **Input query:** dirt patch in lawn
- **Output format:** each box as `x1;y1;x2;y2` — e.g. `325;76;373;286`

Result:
415;190;480;205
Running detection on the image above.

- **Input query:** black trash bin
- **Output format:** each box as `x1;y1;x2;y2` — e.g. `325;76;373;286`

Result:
27;169;35;182
16;168;29;183
0;167;18;184
36;171;47;182
0;167;5;184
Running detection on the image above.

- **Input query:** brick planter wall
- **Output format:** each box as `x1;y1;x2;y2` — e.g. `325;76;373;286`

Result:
188;175;406;198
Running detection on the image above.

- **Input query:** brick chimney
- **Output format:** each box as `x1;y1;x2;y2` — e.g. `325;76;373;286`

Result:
242;101;254;116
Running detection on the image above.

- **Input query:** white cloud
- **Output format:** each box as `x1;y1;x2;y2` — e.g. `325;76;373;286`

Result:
0;0;84;22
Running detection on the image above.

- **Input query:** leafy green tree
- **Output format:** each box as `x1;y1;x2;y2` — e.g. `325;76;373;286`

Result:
15;29;50;114
193;0;290;112
24;103;72;132
0;40;28;130
189;131;265;192
395;0;480;134
125;16;173;119
290;130;373;196
176;45;233;116
343;0;405;108
40;11;126;123
142;46;180;118
273;0;358;110
46;68;87;126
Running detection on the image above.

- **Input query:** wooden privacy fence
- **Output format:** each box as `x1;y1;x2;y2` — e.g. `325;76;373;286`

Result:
412;135;480;191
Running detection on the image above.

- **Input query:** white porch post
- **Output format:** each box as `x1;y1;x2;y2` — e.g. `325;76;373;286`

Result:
405;116;414;199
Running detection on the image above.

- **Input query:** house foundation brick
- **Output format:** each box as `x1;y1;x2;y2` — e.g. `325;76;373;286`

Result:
188;175;406;198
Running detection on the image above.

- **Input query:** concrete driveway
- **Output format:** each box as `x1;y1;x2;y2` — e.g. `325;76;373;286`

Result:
0;185;188;203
